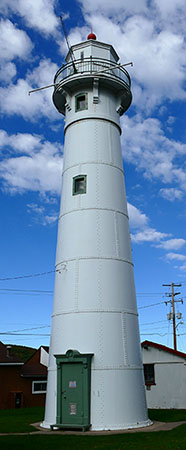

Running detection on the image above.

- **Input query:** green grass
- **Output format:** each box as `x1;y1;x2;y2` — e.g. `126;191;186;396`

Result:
0;408;186;450
0;407;185;434
0;407;44;433
1;426;186;450
148;409;186;423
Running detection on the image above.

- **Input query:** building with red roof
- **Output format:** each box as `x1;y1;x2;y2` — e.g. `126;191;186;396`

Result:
142;340;186;409
0;342;48;409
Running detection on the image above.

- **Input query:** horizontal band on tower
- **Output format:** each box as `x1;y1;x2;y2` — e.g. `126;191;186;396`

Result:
52;309;138;318
58;207;129;221
62;160;125;176
64;116;122;135
56;256;134;267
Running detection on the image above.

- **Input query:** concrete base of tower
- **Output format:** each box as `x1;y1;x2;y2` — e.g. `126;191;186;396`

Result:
40;419;152;432
90;419;152;431
40;421;51;429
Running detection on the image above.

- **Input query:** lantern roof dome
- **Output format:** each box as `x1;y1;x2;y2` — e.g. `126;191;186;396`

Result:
87;32;96;40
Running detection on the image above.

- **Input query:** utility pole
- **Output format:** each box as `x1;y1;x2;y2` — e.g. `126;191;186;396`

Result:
163;282;182;350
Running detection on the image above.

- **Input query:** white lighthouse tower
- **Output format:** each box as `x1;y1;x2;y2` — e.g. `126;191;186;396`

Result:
42;33;150;431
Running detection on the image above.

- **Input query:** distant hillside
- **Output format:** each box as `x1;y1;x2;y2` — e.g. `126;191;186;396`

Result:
11;344;36;362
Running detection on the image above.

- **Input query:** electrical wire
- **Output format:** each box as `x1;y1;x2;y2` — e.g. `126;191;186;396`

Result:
0;292;52;297
138;301;165;309
0;332;50;336
140;332;171;336
0;288;53;293
140;319;167;326
0;270;55;281
136;292;164;296
1;326;50;334
140;325;169;332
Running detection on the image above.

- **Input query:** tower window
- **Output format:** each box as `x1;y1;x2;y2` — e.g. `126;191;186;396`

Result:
73;175;87;195
75;93;88;112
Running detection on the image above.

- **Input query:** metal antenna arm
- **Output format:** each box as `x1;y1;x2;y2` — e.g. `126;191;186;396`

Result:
60;16;77;73
28;83;56;95
92;61;133;76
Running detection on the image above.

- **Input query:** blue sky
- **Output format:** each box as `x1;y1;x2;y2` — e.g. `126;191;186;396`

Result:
1;0;186;352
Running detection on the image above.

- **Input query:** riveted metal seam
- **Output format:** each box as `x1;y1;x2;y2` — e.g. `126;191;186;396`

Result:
62;161;124;176
64;116;122;135
59;208;129;221
56;256;133;267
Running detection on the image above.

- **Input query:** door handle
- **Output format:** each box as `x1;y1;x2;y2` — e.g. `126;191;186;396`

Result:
62;390;66;399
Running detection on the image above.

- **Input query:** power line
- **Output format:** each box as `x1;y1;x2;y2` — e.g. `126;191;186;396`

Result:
138;301;165;309
0;332;50;336
140;332;171;336
0;288;53;293
1;325;50;334
0;292;52;297
140;319;167;326
141;325;170;332
137;292;164;296
0;270;55;281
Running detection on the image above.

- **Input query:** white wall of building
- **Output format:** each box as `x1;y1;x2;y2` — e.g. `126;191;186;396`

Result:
142;343;186;409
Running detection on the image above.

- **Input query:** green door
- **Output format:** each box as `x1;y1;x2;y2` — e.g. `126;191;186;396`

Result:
55;351;93;430
61;362;84;425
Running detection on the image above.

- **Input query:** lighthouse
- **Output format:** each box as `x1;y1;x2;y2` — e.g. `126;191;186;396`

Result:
42;33;150;431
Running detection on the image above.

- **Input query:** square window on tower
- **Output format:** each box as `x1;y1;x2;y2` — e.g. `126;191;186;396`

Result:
75;93;88;112
73;175;87;195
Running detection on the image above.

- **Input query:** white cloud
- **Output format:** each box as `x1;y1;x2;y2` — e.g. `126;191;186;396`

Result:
127;204;185;259
27;203;45;215
121;115;186;193
167;116;176;126
0;59;59;121
154;0;186;19
173;168;186;190
165;252;186;261
124;16;186;106
0;18;32;84
27;58;57;89
43;214;58;225
79;0;186;41
27;202;58;226
127;202;148;228
126;202;170;245
131;228;168;244
179;263;186;272
0;131;63;194
0;0;58;36
157;238;186;251
126;202;173;248
78;0;147;15
0;19;33;62
160;188;183;202
0;62;16;83
0;130;43;153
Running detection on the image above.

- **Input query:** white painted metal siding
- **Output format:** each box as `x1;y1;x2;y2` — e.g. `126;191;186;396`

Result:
142;346;186;408
43;38;149;430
